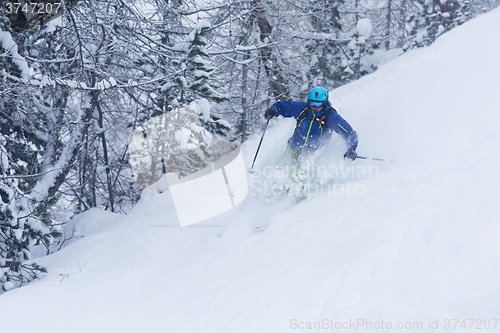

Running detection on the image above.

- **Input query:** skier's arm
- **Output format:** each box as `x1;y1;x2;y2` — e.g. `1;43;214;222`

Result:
270;101;307;119
331;114;358;150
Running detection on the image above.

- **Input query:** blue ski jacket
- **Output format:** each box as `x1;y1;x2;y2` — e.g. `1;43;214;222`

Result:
270;100;358;154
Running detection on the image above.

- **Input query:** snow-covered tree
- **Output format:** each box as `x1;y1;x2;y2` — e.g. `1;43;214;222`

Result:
303;0;346;90
452;0;492;25
0;157;61;291
341;18;379;81
1;15;61;290
129;102;217;187
163;21;227;107
404;0;491;49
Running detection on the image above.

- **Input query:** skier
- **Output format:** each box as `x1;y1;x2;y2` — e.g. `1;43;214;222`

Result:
264;86;358;162
262;86;358;202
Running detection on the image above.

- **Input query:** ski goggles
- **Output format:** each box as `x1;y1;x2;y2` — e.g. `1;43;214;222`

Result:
310;101;324;108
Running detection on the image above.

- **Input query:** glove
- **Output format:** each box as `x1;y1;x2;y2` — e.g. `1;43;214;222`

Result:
264;107;277;120
344;148;357;161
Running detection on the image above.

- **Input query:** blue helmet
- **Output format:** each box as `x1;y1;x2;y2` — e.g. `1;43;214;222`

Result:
308;86;328;102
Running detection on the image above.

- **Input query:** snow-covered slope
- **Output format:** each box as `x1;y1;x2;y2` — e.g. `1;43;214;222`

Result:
2;8;500;333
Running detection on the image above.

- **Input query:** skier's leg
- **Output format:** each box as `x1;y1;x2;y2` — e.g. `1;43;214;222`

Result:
276;147;298;166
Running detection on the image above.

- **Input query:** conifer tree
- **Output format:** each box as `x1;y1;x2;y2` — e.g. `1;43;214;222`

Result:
342;19;379;81
452;0;491;25
164;21;227;107
304;0;345;90
0;152;61;291
404;0;479;49
1;16;61;290
161;21;229;136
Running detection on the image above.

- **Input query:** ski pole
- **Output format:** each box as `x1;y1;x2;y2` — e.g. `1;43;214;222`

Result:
248;119;270;173
357;156;386;162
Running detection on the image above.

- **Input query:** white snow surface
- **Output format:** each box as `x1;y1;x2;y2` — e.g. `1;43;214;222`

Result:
2;8;500;333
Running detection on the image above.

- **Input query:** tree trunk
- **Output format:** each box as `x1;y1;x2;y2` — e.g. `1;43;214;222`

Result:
94;91;114;212
241;51;250;143
44;107;93;199
252;0;289;100
385;0;393;50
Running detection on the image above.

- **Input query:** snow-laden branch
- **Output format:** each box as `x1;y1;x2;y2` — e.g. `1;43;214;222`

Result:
219;53;258;65
207;42;280;56
0;31;34;83
30;102;93;201
290;31;351;43
37;67;185;92
24;55;78;64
